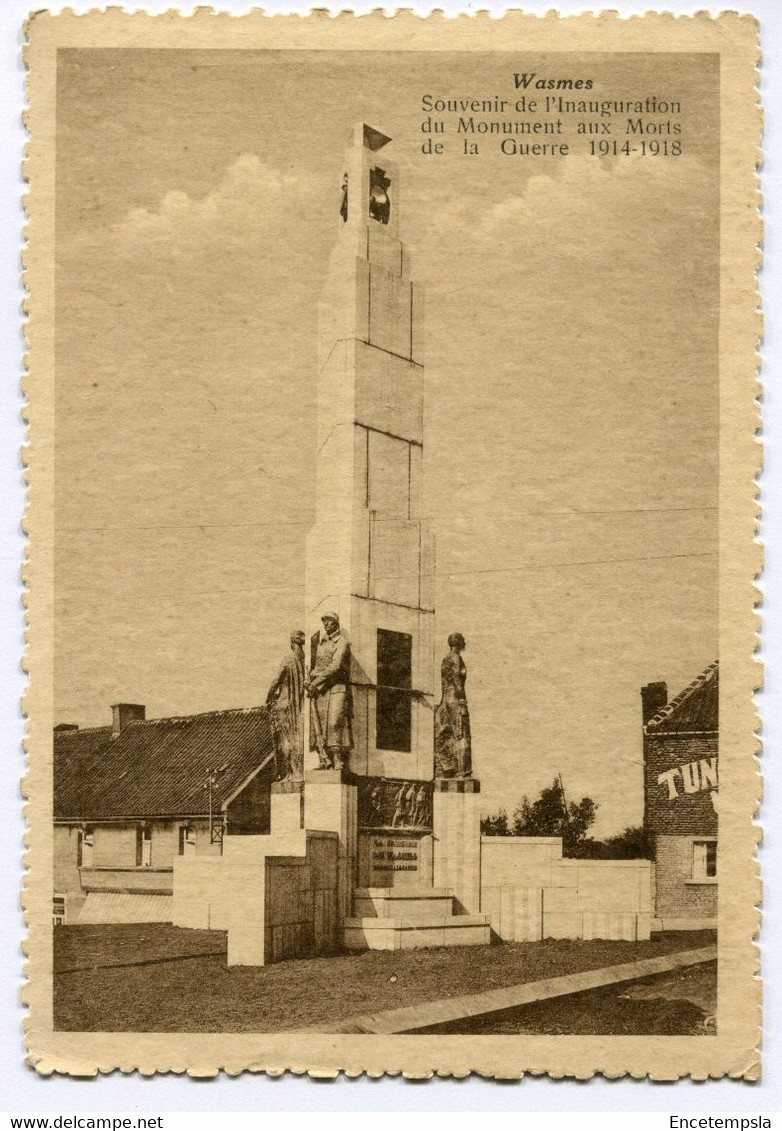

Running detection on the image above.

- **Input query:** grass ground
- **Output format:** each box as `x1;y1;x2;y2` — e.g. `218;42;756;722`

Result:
54;923;716;1033
420;962;717;1036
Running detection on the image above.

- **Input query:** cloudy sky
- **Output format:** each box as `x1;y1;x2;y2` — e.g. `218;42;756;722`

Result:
55;49;719;835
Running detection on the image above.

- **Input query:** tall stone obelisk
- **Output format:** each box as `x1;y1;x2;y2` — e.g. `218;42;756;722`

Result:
305;124;434;780
303;124;436;922
173;125;486;964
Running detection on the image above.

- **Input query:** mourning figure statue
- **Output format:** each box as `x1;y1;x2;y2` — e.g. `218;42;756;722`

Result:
434;632;472;779
306;611;353;771
266;631;306;781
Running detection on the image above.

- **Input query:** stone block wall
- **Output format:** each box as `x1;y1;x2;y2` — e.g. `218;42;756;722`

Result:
574;860;652;915
480;837;653;942
481;885;543;942
173;829;339;965
173;855;253;932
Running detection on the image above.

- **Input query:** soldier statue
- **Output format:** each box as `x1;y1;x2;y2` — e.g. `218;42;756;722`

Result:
266;630;306;781
434;632;472;779
306;611;353;771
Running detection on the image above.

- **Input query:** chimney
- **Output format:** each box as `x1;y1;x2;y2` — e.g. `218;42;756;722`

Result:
111;703;146;736
641;681;667;725
53;723;79;732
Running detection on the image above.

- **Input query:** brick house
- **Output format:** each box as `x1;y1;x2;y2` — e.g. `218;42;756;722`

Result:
54;703;275;925
642;661;718;930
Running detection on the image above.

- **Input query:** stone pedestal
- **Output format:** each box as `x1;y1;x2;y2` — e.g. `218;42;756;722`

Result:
304;769;358;929
432;778;482;914
271;780;304;835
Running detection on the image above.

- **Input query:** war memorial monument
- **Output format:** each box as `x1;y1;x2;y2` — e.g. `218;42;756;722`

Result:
167;122;660;966
172;123;492;961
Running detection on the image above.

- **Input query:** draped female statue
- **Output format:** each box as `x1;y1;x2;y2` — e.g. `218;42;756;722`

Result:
433;633;472;779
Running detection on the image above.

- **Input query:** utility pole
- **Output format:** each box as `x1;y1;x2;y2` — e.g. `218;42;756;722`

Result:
558;772;571;833
204;766;227;846
558;772;568;817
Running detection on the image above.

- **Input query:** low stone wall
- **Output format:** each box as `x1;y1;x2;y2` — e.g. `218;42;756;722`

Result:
480;837;652;942
172;853;262;932
172;829;339;964
80;867;173;896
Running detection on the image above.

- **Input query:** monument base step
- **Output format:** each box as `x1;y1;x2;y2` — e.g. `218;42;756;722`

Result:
353;887;456;922
343;913;491;951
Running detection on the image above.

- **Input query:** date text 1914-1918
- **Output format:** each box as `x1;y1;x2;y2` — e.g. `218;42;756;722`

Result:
590;140;682;157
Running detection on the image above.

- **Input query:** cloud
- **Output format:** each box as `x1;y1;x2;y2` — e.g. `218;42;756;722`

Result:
407;152;713;291
488;152;710;258
111;154;305;253
58;152;328;365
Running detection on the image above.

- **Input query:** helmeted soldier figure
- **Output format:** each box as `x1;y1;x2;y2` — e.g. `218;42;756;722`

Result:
306;611;353;771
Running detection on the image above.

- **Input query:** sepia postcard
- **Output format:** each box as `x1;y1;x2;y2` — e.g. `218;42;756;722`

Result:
22;9;761;1079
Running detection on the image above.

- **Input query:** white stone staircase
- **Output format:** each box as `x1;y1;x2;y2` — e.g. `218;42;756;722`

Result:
344;887;491;951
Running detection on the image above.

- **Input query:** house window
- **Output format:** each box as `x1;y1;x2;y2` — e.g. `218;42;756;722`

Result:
376;628;412;752
692;839;717;881
179;824;197;857
77;826;94;868
53;893;65;926
136;823;152;867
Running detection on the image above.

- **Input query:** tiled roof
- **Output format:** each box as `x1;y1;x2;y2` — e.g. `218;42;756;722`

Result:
54;707;273;820
644;661;719;734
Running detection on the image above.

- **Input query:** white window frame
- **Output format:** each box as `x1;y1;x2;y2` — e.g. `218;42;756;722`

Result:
179;823;197;857
79;825;94;869
689;836;718;884
53;892;66;926
137;822;153;867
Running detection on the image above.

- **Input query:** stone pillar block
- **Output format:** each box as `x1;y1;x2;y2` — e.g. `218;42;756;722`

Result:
432;778;482;914
367;224;404;277
369;516;421;607
271;780;304;835
317;252;369;374
227;926;266;966
304;770;358;930
367;268;414;360
354;343;423;444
